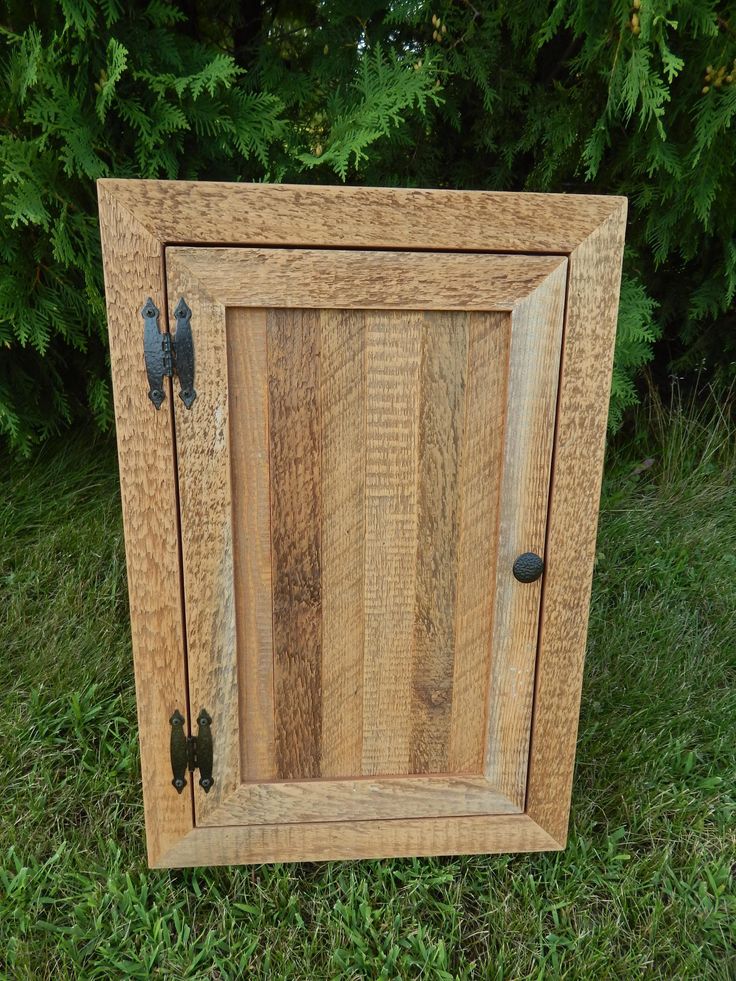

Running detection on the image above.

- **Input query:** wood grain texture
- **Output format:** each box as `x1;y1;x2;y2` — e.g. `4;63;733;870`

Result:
448;312;512;773
97;187;192;866
526;205;627;844
362;311;422;775
201;776;519;826
268;309;323;780
166;255;239;823
483;261;568;806
165;248;567;311
99;178;627;869
319;310;366;777
227;308;276;781
155;814;560;868
410;313;467;773
100;179;624;254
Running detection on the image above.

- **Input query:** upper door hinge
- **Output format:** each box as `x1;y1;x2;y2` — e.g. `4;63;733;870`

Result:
142;297;197;410
170;709;213;794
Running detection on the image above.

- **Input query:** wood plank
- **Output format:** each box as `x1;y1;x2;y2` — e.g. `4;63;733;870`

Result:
101;179;624;254
97;187;191;866
165;255;240;824
448;312;512;773
527;207;627;844
361;312;422;775
483;261;568;806
410;312;467;773
156;814;561;868
319;310;366;777
227;308;276;781
166;248;566;311
201;775;520;826
268;309;323;780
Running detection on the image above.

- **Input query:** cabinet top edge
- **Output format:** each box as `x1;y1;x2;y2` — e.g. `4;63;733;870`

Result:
97;177;627;206
97;179;627;256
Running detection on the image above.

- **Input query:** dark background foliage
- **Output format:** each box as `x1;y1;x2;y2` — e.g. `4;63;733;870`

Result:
2;0;735;453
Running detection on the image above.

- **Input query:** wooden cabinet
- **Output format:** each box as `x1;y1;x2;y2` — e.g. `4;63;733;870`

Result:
99;180;626;867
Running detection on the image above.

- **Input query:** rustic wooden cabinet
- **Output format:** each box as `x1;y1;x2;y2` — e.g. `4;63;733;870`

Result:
98;180;626;867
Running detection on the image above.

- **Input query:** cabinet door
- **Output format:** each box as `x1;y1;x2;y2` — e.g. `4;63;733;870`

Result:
166;247;566;833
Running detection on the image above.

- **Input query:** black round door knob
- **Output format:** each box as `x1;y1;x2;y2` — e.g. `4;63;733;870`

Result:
512;552;544;583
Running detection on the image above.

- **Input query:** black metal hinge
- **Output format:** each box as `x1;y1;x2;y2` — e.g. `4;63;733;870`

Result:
170;709;214;794
142;297;197;410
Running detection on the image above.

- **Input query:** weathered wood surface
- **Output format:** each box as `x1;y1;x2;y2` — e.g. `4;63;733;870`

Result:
100;179;623;254
165;248;565;311
526;205;627;844
99;177;627;868
410;313;467;774
167;261;568;793
201;775;520;827
268;309;323;780
360;311;423;775
319;310;367;778
97;186;191;865
156;814;560;868
448;312;511;773
484;260;567;806
227;308;276;781
165;256;239;824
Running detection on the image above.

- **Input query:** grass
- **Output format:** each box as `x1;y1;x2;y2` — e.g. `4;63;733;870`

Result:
0;386;734;979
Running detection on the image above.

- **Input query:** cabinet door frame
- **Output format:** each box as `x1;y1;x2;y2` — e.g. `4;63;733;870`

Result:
98;179;626;868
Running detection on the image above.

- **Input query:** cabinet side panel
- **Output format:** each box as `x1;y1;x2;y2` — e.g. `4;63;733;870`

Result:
227;309;276;781
268;309;323;780
527;207;627;844
97;189;191;864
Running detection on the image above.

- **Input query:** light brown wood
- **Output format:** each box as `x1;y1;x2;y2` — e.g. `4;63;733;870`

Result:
484;260;567;805
448;312;511;773
155;814;560;868
268;309;323;779
320;310;366;778
227;308;276;781
161;253;567;794
410;313;467;773
99;179;627;868
361;311;423;775
166;247;564;311
98;185;193;866
526;206;627;844
100;179;623;254
201;775;519;826
165;257;239;824
167;256;568;808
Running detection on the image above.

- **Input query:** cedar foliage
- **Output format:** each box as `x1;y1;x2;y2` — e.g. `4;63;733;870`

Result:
1;0;734;453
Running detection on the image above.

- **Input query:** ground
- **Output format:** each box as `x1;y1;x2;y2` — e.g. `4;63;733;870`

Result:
1;388;734;978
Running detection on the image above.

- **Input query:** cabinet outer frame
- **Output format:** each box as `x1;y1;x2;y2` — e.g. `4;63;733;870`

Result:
97;179;627;868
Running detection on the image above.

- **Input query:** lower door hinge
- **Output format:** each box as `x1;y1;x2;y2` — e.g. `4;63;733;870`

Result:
142;297;197;410
170;709;213;794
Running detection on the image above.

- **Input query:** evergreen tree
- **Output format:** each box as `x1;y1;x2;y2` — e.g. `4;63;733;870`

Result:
1;1;734;452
